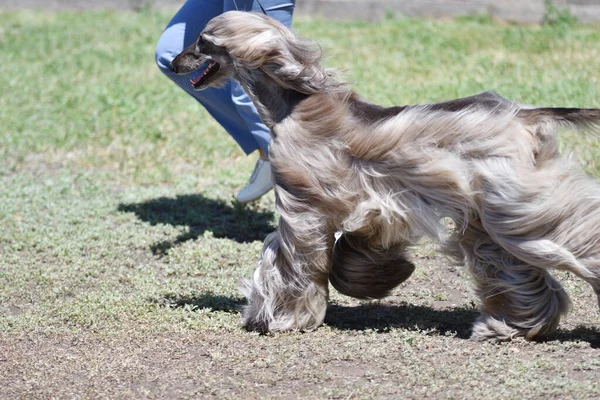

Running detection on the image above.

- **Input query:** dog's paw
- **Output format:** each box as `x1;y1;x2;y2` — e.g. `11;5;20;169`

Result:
470;314;521;342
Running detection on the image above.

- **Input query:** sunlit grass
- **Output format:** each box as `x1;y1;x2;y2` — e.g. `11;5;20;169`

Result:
0;10;599;398
1;10;598;182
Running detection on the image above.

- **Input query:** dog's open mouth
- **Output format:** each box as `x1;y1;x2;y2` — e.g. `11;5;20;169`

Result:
190;60;220;89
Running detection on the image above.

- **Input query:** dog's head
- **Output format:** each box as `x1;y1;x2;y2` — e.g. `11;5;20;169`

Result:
169;11;336;94
168;14;242;90
169;11;295;90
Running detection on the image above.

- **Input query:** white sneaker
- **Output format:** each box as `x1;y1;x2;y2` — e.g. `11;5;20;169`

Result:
236;158;273;203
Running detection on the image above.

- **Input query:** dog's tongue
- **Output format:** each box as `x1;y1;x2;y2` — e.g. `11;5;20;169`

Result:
190;61;216;86
190;73;204;86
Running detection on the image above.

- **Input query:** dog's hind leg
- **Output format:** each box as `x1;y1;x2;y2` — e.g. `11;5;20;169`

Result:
458;222;571;341
480;181;600;312
241;206;334;333
330;233;415;299
468;158;600;340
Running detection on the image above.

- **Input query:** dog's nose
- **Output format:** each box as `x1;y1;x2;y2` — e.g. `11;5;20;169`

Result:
168;62;176;72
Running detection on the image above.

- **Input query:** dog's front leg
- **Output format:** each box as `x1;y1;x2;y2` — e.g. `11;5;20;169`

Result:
241;212;334;333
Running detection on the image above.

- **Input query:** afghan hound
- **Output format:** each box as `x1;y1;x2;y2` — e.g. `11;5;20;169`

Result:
170;11;600;341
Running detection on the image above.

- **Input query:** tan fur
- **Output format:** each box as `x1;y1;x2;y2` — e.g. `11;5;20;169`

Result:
170;11;600;341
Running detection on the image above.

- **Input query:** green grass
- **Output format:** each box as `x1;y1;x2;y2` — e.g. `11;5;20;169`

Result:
1;9;599;399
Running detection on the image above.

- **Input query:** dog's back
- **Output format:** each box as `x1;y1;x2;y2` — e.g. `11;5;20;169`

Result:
189;11;600;339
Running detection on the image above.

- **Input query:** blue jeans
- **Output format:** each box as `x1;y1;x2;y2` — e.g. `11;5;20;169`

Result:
155;0;295;157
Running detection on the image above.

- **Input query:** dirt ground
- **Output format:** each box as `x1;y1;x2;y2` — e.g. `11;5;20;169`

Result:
2;245;599;399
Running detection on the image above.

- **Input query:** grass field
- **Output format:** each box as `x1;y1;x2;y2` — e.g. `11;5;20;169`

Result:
1;8;600;399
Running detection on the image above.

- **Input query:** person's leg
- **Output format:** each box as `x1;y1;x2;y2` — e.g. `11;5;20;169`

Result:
223;0;296;157
220;0;296;202
155;0;262;155
156;0;296;202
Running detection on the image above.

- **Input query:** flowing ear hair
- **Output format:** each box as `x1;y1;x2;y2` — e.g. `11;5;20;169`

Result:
258;34;346;95
204;12;345;94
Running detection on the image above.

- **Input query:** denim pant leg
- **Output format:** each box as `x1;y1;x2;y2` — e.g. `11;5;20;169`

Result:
224;0;296;156
155;0;263;155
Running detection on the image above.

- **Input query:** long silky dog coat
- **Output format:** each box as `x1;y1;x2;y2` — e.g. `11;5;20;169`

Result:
170;11;600;341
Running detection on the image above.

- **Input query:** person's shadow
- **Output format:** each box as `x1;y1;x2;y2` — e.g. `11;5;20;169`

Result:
118;194;276;255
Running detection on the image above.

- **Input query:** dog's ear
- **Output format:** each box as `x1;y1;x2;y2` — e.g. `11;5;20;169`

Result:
261;55;311;92
258;38;342;95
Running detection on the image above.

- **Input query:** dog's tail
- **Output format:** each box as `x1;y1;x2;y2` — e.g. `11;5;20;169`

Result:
517;107;600;133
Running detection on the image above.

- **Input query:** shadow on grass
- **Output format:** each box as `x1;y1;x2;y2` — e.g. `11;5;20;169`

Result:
327;303;600;346
118;194;275;255
153;292;600;346
326;303;478;339
154;292;245;313
156;293;478;338
548;327;600;348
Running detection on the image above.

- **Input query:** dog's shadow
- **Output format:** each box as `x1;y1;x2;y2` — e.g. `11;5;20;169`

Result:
327;303;600;347
325;302;478;339
155;292;246;313
153;292;600;346
155;292;478;337
118;194;276;255
548;327;600;348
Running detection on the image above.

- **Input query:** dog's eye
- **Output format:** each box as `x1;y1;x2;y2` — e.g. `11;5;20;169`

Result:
196;36;205;51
